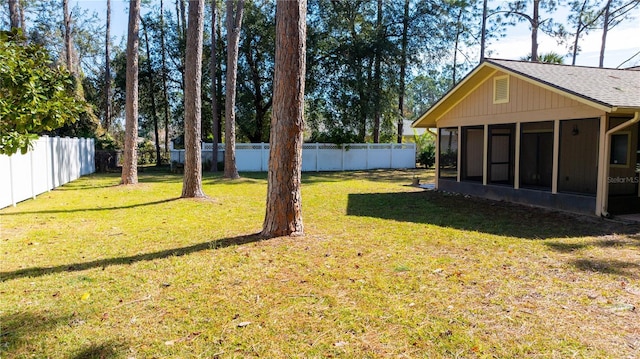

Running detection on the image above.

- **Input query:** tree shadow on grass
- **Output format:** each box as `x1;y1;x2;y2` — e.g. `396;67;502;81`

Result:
0;312;128;358
346;191;640;239
0;197;181;216
0;234;263;282
570;259;639;278
544;238;640;253
0;312;63;354
69;341;127;359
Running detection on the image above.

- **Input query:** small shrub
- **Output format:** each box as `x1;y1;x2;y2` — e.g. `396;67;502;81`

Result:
417;143;436;168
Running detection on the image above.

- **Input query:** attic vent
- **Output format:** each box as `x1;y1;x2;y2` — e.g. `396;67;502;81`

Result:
493;75;509;104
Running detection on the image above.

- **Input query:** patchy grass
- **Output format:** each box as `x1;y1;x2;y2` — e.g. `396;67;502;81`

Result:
1;168;639;358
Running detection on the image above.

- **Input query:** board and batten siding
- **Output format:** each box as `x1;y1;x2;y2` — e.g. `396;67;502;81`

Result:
437;71;605;128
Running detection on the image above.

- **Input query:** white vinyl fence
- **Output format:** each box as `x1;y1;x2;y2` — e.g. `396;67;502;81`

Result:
0;136;95;208
170;142;416;172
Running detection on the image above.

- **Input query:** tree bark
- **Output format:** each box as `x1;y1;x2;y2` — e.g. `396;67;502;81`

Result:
8;0;20;30
571;0;588;65
599;0;612;68
104;0;112;131
452;6;464;85
224;0;244;179
121;0;140;185
480;0;488;62
63;0;73;75
397;0;409;144
372;0;382;144
182;0;206;198
160;0;171;154
261;0;306;238
141;17;162;167
531;0;540;62
210;0;219;171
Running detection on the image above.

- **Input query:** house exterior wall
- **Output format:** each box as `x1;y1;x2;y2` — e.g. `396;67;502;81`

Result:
437;71;605;128
432;72;614;216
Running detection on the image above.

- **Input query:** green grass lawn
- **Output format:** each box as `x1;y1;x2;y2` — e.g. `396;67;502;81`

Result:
1;168;639;358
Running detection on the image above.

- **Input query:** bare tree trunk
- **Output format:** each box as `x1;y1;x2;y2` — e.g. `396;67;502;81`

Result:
141;17;162;166
599;0;612;68
63;0;73;75
531;0;540;62
397;0;409;144
480;0;488;62
262;0;306;238
160;0;171;154
182;0;206;198
571;0;589;65
180;0;187;38
122;0;140;185
372;0;382;144
8;0;20;30
452;6;463;86
210;0;219;172
18;0;25;30
104;0;112;131
224;0;244;179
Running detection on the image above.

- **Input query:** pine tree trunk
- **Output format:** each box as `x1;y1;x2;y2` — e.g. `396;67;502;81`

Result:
599;0;611;68
210;0;219;172
8;0;20;30
224;0;244;179
571;0;589;66
397;0;409;144
372;0;382;144
104;0;112;131
63;0;73;74
122;0;140;185
261;0;306;238
531;0;540;62
452;7;463;85
480;0;487;62
141;17;162;167
160;0;171;154
182;0;206;198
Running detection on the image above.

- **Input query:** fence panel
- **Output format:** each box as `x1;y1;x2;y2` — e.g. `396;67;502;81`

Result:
342;144;369;170
0;155;11;206
171;143;415;172
0;136;95;208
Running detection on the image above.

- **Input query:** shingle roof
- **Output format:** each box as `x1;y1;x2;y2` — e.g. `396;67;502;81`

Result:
487;58;640;109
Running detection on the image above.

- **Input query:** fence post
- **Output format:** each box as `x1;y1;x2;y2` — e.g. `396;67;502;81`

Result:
45;136;51;191
9;155;16;207
315;143;319;172
390;144;394;169
30;146;36;199
366;144;370;170
261;143;265;171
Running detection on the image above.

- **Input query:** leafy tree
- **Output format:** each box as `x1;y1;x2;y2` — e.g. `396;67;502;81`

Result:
521;51;565;63
0;29;84;155
236;0;275;143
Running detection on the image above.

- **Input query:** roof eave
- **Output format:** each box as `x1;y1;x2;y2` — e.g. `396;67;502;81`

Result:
412;63;496;128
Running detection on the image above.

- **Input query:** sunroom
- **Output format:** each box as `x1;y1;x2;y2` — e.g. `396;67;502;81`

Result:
413;59;640;217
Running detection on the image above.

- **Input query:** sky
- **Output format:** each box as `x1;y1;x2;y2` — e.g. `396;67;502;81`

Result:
77;0;640;69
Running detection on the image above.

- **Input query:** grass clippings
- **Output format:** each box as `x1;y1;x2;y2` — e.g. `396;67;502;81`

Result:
1;168;639;358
